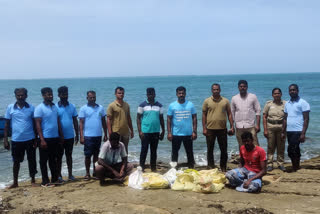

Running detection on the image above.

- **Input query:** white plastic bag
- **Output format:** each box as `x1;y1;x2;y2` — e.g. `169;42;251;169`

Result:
163;162;177;186
128;166;144;189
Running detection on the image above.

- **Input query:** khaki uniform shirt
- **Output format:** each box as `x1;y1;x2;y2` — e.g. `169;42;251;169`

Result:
263;100;286;129
202;96;230;130
107;100;130;135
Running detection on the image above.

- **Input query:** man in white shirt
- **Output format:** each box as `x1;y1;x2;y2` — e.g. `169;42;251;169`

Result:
95;132;134;185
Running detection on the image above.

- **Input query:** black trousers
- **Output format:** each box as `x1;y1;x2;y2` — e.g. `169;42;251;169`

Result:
39;138;59;184
11;140;37;177
140;133;159;170
171;135;195;167
287;131;301;159
206;129;228;168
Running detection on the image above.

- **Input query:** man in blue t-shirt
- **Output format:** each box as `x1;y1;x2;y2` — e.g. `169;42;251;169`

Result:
4;88;37;188
34;87;64;186
56;86;79;182
137;88;165;171
167;86;197;168
282;84;310;172
79;91;108;180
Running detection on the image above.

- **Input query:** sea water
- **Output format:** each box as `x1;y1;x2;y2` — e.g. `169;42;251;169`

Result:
0;73;319;188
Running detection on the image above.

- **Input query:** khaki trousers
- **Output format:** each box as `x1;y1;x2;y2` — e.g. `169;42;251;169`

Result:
267;127;285;167
236;127;259;147
120;134;130;154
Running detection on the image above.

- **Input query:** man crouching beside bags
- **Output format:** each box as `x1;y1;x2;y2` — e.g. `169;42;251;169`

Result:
95;132;134;185
226;132;267;193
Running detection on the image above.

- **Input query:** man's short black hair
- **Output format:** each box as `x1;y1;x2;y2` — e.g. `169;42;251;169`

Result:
289;84;299;91
87;90;96;96
110;132;120;141
238;80;248;86
241;131;253;140
176;86;186;93
146;87;155;94
115;86;124;94
58;86;68;95
272;87;282;94
14;88;28;96
41;87;53;95
211;83;220;90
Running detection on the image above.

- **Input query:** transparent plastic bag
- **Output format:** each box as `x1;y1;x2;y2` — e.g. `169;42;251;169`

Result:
163;162;177;186
128;166;144;190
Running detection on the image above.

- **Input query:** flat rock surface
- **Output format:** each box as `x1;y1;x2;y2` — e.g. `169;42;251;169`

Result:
1;157;320;214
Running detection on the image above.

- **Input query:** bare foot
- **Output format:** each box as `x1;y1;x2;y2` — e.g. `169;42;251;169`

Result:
7;183;18;189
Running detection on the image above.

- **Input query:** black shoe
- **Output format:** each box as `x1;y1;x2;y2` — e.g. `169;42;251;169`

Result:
278;166;286;172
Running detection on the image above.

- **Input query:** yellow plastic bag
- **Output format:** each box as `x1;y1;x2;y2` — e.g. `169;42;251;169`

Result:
192;169;226;193
172;168;226;193
172;170;198;191
141;173;169;189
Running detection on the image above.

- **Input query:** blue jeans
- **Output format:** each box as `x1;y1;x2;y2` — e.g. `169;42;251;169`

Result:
226;167;262;193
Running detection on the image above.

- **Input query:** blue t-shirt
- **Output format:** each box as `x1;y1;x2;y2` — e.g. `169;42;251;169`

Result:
167;100;196;136
137;100;163;133
5;103;35;142
284;97;310;132
79;104;106;137
56;102;78;139
34;103;59;138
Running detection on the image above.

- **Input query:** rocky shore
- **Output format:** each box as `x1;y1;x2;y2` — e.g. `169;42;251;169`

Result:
1;157;320;214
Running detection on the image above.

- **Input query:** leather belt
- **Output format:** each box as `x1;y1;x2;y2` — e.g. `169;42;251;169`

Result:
267;119;283;125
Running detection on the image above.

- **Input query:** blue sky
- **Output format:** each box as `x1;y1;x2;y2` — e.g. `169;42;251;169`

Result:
0;0;319;79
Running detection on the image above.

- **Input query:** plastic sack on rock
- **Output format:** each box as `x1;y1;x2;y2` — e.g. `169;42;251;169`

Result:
172;168;226;193
128;166;145;190
141;173;169;189
171;169;199;191
193;183;225;193
163;162;177;186
192;169;226;193
197;169;227;184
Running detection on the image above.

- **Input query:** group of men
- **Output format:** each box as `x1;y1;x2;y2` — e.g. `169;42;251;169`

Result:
3;80;310;193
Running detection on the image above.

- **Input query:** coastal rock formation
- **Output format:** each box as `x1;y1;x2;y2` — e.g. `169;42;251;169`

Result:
1;157;320;214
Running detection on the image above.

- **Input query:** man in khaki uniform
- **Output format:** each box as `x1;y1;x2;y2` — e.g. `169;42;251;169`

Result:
263;88;286;172
202;83;234;171
107;87;134;153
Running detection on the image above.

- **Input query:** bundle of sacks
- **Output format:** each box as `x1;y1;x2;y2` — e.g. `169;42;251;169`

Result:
128;166;169;190
128;164;226;193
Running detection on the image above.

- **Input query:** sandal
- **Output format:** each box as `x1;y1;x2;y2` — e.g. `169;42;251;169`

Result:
83;175;91;181
41;183;55;188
